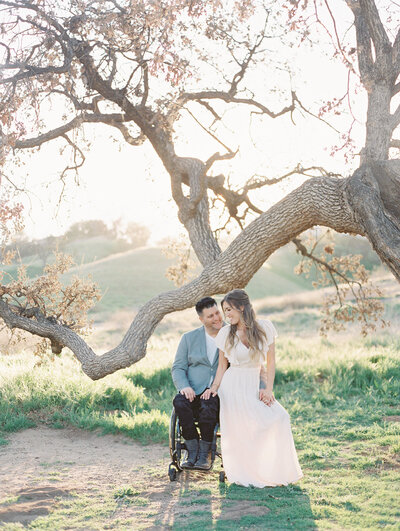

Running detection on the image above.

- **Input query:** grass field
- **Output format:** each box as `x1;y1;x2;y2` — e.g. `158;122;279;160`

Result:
2;244;317;314
1;315;399;529
61;244;316;313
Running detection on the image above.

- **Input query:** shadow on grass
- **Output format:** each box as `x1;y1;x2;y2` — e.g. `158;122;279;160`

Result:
154;471;315;530
213;483;315;530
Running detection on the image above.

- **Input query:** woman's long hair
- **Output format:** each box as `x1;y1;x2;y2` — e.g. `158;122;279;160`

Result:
221;289;267;360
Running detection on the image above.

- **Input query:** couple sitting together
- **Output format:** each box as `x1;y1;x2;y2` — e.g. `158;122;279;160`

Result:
171;289;303;488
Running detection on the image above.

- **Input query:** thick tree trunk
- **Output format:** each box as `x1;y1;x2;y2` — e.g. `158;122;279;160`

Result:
346;161;400;282
361;84;393;163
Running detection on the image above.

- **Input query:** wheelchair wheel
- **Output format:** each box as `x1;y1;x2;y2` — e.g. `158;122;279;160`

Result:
168;464;177;482
169;407;184;472
169;408;178;460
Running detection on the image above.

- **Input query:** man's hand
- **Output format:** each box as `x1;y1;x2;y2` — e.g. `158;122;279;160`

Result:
180;387;196;402
259;389;275;406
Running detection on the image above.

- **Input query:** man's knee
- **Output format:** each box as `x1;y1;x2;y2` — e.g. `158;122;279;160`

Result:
173;393;191;412
201;394;219;409
199;395;219;423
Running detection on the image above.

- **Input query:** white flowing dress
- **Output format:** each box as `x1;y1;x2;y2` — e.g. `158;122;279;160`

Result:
214;319;303;488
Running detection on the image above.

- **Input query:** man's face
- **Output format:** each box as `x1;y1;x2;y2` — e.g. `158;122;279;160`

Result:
199;305;223;332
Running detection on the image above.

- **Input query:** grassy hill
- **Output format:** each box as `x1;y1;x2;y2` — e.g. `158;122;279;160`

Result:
2;233;383;314
60;243;316;314
62;235;382;314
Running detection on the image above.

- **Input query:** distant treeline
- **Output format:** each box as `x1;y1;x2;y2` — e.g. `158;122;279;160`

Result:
8;219;151;265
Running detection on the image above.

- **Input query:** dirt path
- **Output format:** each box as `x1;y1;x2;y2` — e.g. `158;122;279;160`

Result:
0;428;269;529
0;427;169;527
0;427;166;496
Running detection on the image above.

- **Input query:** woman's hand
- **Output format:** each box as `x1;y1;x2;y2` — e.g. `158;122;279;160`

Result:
259;389;275;406
201;386;218;400
201;388;212;400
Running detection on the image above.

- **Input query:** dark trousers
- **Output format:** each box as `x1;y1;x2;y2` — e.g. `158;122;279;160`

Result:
173;391;219;443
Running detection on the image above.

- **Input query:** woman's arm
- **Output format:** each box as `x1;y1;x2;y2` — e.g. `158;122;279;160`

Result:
201;350;228;399
259;342;276;406
259;365;268;389
211;350;229;394
266;342;276;392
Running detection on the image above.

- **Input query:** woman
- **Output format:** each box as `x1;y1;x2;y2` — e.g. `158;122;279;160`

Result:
202;289;302;487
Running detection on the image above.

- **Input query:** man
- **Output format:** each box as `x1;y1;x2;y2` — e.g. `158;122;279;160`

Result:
172;297;222;470
171;296;269;470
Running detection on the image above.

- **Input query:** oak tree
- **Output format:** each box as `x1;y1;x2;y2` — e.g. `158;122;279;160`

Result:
0;0;399;379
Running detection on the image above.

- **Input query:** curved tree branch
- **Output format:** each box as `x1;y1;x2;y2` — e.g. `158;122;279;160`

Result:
180;90;297;119
1;173;370;380
2;113;135;150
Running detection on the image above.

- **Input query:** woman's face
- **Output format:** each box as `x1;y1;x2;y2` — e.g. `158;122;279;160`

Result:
222;301;242;326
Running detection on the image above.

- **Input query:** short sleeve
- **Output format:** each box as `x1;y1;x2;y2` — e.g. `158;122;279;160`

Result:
259;319;278;347
215;325;230;352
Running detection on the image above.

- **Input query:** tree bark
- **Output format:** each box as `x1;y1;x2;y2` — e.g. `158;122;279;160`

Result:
346;162;400;282
362;84;393;162
171;157;222;265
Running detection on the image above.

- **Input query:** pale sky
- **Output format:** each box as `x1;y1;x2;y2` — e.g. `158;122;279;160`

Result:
4;3;370;245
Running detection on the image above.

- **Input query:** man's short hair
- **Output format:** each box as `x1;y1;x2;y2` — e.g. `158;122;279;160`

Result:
195;297;217;315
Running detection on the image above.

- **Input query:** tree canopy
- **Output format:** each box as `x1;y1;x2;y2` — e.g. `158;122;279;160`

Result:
0;0;399;379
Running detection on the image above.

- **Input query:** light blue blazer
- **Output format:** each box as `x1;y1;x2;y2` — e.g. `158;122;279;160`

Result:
171;324;266;395
171;325;219;396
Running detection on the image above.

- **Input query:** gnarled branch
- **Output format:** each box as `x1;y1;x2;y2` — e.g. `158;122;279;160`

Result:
1;172;377;380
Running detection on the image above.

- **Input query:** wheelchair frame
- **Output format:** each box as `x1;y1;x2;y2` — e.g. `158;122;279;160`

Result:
168;407;225;482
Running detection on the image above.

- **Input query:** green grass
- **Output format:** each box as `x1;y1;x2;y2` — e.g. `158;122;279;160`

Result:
0;230;396;529
0;335;176;444
1;325;399;529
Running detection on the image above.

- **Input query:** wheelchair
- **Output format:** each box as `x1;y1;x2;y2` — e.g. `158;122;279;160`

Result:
168;407;225;483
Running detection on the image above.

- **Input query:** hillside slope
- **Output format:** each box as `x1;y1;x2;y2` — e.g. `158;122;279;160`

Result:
60;244;315;313
2;233;383;314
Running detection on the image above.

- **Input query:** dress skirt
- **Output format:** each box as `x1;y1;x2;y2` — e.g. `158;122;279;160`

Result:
218;366;303;487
